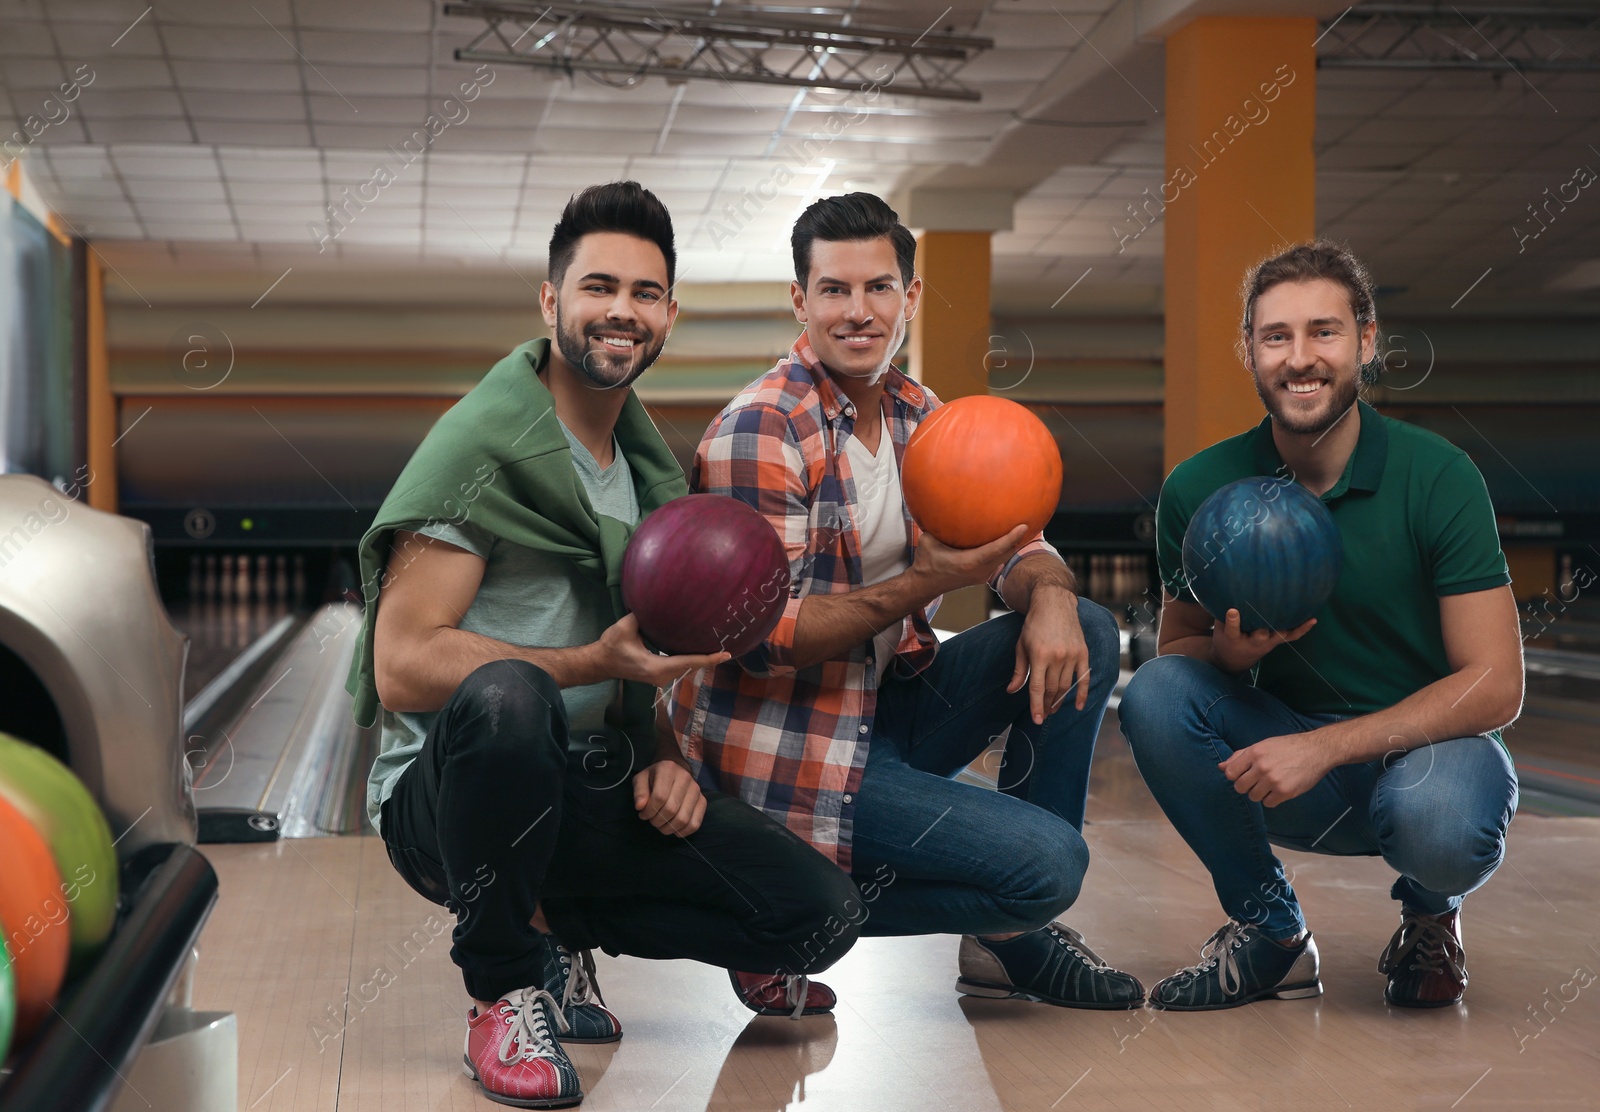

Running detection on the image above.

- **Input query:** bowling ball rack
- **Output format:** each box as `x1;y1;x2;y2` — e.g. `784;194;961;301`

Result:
0;475;231;1110
0;843;218;1112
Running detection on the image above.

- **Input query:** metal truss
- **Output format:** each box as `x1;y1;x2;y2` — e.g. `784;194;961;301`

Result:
443;1;993;101
1318;4;1600;72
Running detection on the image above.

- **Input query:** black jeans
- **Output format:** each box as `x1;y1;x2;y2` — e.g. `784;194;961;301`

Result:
380;658;862;1002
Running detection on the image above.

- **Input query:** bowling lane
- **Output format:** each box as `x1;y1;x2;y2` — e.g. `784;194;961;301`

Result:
169;552;312;694
1504;648;1600;817
156;547;377;841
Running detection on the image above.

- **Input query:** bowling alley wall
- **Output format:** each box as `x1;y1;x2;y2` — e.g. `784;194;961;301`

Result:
8;230;1594;622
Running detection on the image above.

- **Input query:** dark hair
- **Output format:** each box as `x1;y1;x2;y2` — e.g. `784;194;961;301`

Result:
548;180;676;290
792;192;917;290
1239;239;1382;383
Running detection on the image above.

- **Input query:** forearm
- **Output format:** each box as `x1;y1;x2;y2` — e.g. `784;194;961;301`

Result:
380;625;606;713
1158;633;1253;675
999;552;1076;613
1310;664;1520;765
789;572;939;671
653;695;691;769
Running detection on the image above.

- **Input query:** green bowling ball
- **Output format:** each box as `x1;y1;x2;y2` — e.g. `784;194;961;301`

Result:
0;732;119;978
0;920;14;1061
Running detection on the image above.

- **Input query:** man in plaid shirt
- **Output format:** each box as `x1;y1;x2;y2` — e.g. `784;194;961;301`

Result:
671;193;1143;1011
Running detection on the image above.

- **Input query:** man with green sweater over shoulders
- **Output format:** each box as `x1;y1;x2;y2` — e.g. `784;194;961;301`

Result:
1119;241;1523;1014
350;182;860;1109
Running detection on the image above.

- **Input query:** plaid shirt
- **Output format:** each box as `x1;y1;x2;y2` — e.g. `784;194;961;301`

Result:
669;331;1060;870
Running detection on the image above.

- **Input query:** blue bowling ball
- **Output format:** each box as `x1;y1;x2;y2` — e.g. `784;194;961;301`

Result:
1181;476;1343;633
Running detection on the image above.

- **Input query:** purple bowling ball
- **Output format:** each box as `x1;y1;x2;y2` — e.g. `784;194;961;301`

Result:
622;494;791;656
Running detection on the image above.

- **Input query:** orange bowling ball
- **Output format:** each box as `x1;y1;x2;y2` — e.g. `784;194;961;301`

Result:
901;396;1063;549
0;791;70;1044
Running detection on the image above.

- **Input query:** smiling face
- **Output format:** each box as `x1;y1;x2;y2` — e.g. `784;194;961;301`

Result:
541;231;677;390
1246;278;1375;436
792;237;921;382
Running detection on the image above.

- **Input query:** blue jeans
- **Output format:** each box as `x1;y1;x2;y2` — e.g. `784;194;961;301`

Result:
1118;655;1518;941
848;599;1122;937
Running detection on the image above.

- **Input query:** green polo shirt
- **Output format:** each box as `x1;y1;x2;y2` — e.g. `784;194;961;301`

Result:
1155;400;1510;720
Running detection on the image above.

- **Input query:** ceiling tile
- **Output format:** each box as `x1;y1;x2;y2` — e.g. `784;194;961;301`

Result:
426;153;527;185
75;220;146;237
124;177;229;202
0;22;57;57
85;89;188;118
160;26;298;61
304;64;428;97
172;60;302;92
195;120;314;145
147;0;295;26
304;0;435;33
143;221;237;239
2;58;67;85
228;180;324;202
133;199;233;221
298;31;431;66
217;149;322;179
188;91;308;121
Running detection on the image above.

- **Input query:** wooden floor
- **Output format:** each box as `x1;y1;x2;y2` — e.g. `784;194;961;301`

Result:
194;722;1600;1111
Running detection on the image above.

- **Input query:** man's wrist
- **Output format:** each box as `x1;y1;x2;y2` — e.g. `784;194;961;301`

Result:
1207;642;1252;676
1028;582;1077;610
895;565;944;609
652;740;690;770
571;640;607;686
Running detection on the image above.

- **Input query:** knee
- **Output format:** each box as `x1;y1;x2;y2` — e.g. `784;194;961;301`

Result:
1118;654;1210;744
449;659;565;768
1378;812;1506;898
786;864;864;974
1076;599;1122;675
992;816;1087;929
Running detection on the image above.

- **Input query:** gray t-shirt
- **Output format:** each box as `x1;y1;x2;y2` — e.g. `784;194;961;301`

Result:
366;419;640;834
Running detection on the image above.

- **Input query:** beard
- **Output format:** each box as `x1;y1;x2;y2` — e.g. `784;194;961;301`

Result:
1253;363;1361;437
554;304;666;390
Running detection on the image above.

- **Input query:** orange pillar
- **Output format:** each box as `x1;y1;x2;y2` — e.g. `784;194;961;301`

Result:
1163;17;1317;473
909;229;996;630
908;230;992;402
85;251;117;512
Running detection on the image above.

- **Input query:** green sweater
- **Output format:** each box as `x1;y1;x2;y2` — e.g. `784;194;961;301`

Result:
344;338;688;735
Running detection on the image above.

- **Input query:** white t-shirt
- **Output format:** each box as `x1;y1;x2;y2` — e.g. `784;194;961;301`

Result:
844;425;912;687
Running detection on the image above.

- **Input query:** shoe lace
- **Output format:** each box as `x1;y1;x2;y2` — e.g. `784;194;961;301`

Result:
1378;914;1463;980
1175;920;1251;996
1049;923;1112;970
783;975;810;1021
495;988;571;1066
557;945;607;1012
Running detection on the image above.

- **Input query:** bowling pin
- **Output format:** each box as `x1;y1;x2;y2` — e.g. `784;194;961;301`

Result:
201;556;217;639
235;553;250;602
187;555;201;604
292;554;306;609
274;554;288;609
219;555;234;604
250;555;267;635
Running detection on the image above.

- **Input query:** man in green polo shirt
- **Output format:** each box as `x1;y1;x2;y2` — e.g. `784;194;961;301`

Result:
1119;241;1522;1011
